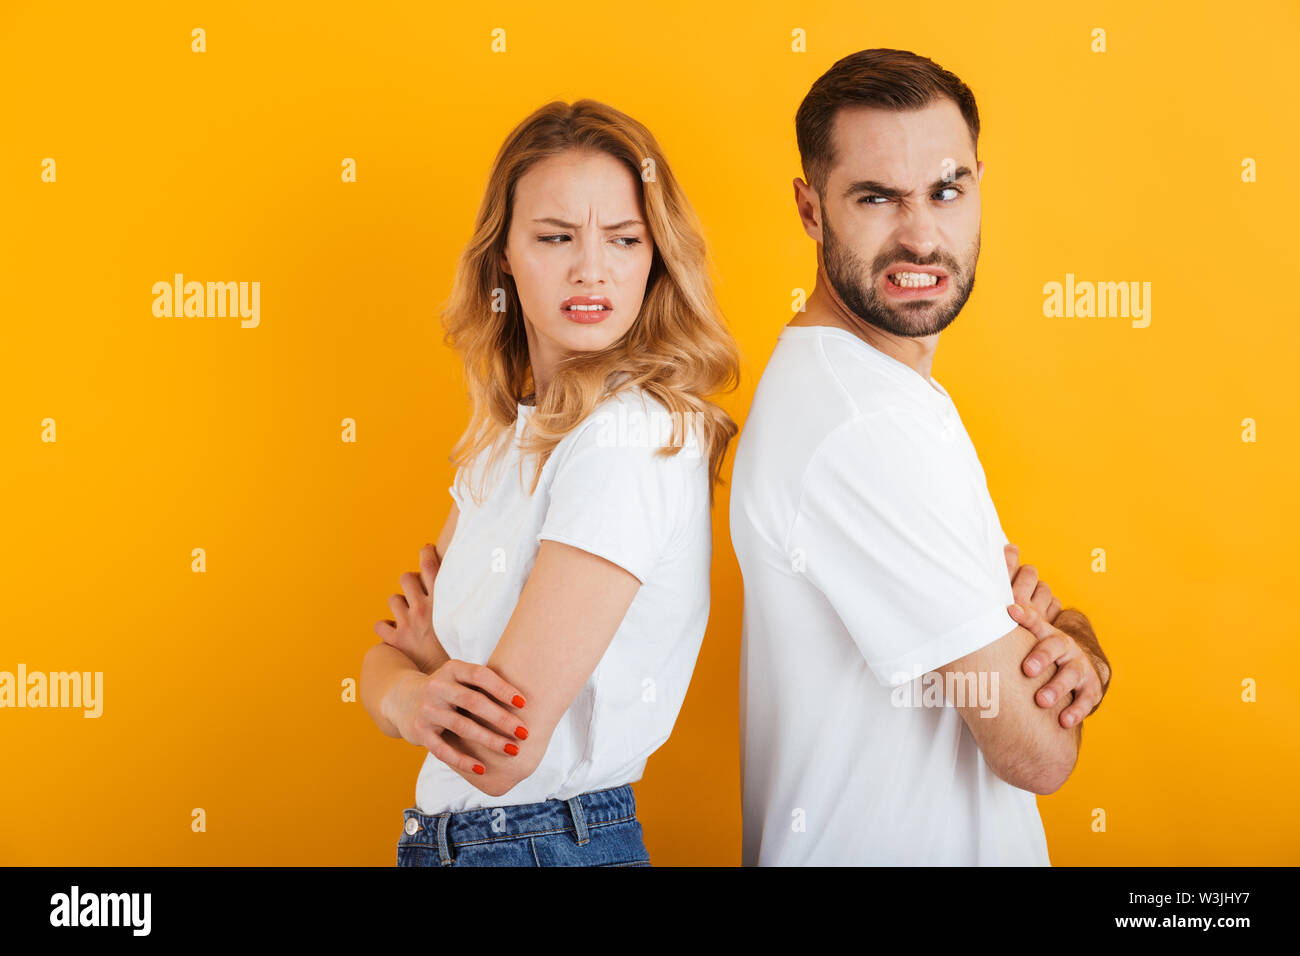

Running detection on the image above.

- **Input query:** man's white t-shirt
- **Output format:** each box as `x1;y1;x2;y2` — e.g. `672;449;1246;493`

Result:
415;387;712;813
731;324;1052;865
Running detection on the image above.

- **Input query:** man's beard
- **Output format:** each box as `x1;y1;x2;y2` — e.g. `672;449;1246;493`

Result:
822;208;978;338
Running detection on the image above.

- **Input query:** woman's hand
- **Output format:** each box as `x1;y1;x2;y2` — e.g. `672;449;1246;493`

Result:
383;661;531;776
375;544;446;673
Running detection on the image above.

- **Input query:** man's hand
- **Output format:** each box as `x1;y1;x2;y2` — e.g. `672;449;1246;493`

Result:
1007;600;1105;729
375;543;447;673
1004;543;1107;728
1004;543;1062;625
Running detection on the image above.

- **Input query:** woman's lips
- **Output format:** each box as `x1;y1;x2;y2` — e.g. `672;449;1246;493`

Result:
561;308;610;324
560;296;613;324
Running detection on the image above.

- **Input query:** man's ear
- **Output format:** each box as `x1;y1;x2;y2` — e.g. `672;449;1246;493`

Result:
793;177;822;243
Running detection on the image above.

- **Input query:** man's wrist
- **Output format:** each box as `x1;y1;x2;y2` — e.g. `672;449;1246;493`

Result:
1088;651;1111;687
1054;608;1110;706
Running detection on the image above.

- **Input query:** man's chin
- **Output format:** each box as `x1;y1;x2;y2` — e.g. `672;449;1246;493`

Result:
866;305;957;339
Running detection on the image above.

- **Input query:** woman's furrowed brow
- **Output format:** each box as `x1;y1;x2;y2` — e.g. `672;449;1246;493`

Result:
531;216;645;230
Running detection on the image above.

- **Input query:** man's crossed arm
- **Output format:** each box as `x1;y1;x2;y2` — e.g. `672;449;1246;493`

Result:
935;543;1112;795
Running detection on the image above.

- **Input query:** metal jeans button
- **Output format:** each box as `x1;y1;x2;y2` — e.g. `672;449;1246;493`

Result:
404;816;420;835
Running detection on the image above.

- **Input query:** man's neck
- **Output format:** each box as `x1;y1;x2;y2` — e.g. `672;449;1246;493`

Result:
788;277;939;381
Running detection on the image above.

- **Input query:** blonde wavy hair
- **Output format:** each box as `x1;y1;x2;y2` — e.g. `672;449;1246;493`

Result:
441;99;741;506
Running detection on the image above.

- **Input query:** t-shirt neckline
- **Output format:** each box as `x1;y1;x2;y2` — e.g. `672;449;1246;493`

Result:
515;402;535;436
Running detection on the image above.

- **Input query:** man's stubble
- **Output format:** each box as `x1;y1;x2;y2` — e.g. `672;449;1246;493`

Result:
821;204;980;339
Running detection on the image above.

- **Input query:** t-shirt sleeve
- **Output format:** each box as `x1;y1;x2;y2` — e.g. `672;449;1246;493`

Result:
537;401;704;585
789;410;1016;687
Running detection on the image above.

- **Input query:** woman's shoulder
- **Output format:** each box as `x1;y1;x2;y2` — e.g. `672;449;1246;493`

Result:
568;387;703;459
585;385;668;423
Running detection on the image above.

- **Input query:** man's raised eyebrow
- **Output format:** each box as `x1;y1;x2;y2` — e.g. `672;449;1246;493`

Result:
531;217;645;230
843;166;973;199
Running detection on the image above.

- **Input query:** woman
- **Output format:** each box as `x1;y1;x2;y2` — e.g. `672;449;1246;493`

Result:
359;99;740;866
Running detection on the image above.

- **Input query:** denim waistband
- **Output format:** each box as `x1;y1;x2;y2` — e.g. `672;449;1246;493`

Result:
400;784;638;862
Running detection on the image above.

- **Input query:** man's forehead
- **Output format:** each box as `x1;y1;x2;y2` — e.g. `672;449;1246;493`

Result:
827;101;974;183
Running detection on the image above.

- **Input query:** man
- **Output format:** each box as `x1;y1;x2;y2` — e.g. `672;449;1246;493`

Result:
731;49;1112;865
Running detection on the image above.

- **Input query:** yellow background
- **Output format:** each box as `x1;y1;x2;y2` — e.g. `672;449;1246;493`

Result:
2;0;1297;865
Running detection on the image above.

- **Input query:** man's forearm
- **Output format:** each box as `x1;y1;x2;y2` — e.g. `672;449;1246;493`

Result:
991;646;1082;794
1053;608;1110;711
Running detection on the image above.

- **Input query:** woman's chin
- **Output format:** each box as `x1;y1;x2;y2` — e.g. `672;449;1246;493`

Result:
552;323;630;352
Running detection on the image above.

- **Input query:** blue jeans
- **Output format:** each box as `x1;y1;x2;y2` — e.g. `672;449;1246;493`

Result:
396;783;651;867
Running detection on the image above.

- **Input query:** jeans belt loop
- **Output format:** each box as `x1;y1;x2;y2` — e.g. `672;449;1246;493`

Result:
566;795;590;846
436;812;455;865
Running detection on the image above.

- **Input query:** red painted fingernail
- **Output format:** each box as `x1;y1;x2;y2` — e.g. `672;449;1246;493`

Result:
515;726;528;740
472;763;485;775
504;743;519;756
512;695;525;708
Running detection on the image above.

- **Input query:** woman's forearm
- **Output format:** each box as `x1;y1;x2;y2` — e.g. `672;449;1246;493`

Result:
419;633;451;674
360;641;427;738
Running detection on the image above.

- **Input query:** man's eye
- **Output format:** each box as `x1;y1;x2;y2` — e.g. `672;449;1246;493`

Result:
858;188;962;205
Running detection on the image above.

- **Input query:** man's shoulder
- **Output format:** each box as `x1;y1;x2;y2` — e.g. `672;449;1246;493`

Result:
748;329;931;430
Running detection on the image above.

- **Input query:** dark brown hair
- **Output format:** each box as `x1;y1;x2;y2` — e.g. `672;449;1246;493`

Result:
795;49;981;197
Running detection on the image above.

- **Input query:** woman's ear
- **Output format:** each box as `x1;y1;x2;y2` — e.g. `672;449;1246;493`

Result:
499;248;512;276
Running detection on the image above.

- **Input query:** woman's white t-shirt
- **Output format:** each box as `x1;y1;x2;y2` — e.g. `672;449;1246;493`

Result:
414;388;713;813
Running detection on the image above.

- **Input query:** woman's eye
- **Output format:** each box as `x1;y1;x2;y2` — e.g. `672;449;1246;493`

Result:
537;235;642;246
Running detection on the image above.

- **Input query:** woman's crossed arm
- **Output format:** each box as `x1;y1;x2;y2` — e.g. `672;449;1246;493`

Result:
361;503;642;798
